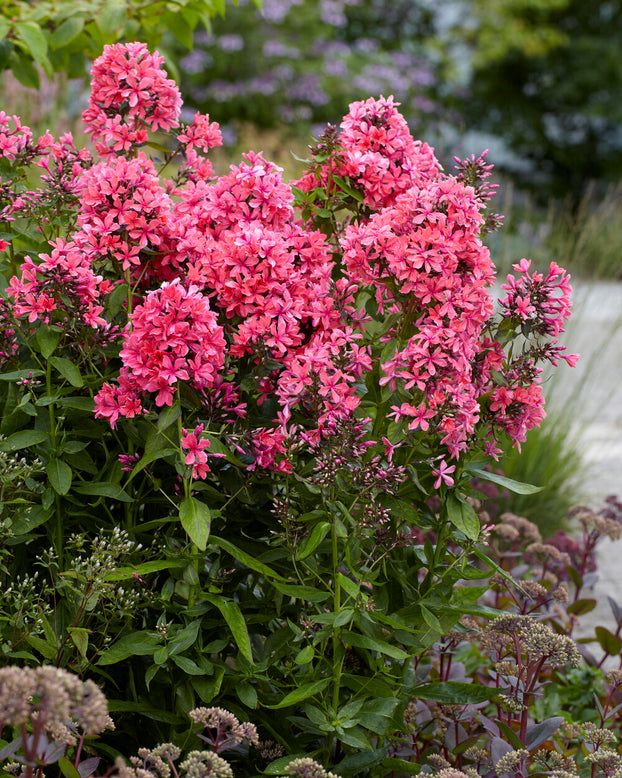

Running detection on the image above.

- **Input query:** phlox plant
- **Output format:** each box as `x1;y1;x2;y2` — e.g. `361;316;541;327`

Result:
0;42;578;777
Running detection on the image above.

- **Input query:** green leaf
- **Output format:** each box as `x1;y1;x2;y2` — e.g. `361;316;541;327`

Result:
264;754;310;775
67;627;89;659
35;325;62;358
98;631;160;665
294;645;314;664
191;667;225;704
313;608;354;628
0;429;47;451
264;678;331;709
46;458;72;495
236;681;258;708
162;8;194;48
0;369;44;382
496;719;525;750
380;758;421;775
172;655;204;675
446;493;480;540
157;403;181;431
210;597;253;664
567;598;597;616
338;727;373;750
420;604;442;634
295;521;331;560
58;757;81;778
73;481;133;502
96;1;127;36
415;681;500;704
0;18;10;40
168;620;201;656
271;581;330;603
210;535;285;580
58;397;95;412
468;467;543;494
25;634;57;660
7;50;39;88
179;497;211;551
15;21;48;64
62;440;87;454
336;747;389;776
342;631;409;661
104;559;187;581
50;17;84;49
595;626;622;656
50;356;83;387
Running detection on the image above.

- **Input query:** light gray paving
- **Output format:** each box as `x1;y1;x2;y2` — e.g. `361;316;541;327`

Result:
540;282;622;659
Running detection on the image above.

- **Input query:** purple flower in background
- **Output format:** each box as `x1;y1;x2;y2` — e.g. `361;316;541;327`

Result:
287;74;329;106
180;50;211;75
320;0;360;27
325;59;348;78
262;0;303;23
247;75;279;96
218;34;244;52
263;39;301;58
353;38;380;54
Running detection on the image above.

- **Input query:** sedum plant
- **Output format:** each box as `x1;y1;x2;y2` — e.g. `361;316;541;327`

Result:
0;42;578;776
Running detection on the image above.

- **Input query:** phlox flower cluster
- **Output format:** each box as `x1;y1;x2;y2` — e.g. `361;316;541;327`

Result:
0;111;33;161
341;172;497;457
0;123;91;235
500;258;577;363
168;150;371;463
6;238;113;330
0;299;18;365
1;43;577;487
295;95;441;210
75;153;173;280
94;280;225;426
82;42;182;157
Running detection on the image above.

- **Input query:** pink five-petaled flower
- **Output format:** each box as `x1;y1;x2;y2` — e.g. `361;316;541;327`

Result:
181;424;214;480
431;459;456;489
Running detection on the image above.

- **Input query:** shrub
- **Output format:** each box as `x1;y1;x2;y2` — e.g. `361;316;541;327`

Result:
0;42;577;776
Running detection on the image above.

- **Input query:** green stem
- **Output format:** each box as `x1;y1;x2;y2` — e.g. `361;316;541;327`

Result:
177;400;200;609
125;267;133;318
328;495;347;769
46;360;62;559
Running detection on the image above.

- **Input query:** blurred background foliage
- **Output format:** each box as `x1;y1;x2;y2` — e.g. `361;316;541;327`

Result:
3;0;622;205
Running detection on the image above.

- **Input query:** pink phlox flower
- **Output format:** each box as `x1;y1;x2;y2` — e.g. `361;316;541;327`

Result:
178;112;223;152
431;459;455;489
181;423;215;480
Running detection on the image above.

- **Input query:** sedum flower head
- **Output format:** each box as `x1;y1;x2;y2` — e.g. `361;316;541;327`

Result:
0;665;110;736
179;750;233;778
279;757;342;778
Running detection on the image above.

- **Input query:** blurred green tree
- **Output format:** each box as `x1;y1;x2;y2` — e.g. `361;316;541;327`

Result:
457;0;622;199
